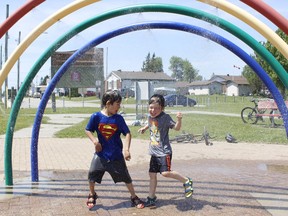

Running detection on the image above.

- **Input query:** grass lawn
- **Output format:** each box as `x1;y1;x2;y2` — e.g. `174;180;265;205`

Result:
1;95;287;144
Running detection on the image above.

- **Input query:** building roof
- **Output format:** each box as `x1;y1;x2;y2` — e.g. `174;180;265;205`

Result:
111;71;175;81
187;80;222;86
211;75;249;85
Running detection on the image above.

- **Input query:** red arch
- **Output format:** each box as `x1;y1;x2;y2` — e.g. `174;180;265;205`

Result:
241;0;288;35
0;0;45;39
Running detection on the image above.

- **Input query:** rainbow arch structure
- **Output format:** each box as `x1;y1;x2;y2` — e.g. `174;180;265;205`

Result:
30;21;287;181
197;0;288;60
240;0;288;35
1;2;287;184
0;0;101;87
0;0;45;39
0;1;288;87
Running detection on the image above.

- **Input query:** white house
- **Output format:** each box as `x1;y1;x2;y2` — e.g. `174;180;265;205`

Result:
188;80;223;95
187;75;251;96
105;70;175;91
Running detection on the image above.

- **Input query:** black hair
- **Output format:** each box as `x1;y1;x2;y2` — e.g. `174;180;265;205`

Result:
102;90;122;107
149;94;165;108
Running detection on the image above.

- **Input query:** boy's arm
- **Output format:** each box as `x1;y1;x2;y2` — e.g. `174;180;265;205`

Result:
138;124;149;134
174;112;182;131
85;130;102;152
123;132;132;161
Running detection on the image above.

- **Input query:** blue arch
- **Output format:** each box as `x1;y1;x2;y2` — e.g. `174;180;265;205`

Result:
31;22;288;181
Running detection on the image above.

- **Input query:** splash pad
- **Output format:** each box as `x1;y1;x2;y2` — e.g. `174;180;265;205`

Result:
5;1;287;185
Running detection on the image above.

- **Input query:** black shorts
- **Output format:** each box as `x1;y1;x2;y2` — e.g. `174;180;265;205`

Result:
149;154;172;173
88;154;132;184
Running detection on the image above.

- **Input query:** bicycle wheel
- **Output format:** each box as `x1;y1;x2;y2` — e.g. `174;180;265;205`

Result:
241;107;258;124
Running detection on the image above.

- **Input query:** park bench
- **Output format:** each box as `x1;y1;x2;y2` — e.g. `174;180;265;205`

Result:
257;99;288;126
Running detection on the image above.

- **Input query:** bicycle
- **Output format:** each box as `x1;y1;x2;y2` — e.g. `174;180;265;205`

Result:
241;98;273;124
169;126;213;146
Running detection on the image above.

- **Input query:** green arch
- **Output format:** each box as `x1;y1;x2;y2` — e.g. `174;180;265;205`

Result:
5;4;288;185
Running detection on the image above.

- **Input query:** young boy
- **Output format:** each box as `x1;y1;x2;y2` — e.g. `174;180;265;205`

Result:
138;94;193;207
85;90;144;209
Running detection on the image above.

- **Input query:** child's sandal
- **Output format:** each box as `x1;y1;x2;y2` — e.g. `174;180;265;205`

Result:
86;193;98;209
131;196;145;209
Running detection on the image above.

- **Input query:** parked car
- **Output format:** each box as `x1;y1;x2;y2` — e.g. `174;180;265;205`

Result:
84;91;96;97
120;88;135;98
164;94;197;107
33;92;41;98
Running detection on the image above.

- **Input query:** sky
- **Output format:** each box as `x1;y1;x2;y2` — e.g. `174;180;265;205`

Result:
0;0;287;89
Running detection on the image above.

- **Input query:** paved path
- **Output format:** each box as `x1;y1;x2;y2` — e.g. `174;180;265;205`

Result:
1;137;288;215
1;102;288;215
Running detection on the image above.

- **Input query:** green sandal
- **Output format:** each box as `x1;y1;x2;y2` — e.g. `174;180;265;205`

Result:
183;178;193;198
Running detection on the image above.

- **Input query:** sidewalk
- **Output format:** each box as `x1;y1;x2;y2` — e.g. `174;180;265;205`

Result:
1;137;288;215
0;112;288;215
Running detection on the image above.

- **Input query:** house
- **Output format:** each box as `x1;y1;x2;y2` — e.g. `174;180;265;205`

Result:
187;75;251;96
188;80;223;95
105;70;176;91
210;75;251;96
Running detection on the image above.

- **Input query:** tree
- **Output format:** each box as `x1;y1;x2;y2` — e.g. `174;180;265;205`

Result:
169;56;200;82
39;75;50;85
169;56;183;81
183;59;199;82
254;29;287;97
242;63;263;94
141;52;163;72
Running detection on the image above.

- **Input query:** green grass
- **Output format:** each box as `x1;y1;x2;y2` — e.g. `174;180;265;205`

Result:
1;95;287;144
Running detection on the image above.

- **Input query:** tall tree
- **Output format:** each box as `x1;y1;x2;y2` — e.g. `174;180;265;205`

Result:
169;56;200;82
242;63;263;94
169;56;184;81
142;52;163;72
183;59;199;82
254;29;287;97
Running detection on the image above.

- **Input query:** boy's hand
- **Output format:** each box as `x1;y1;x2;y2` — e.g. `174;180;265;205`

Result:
138;127;146;134
176;112;182;119
94;142;102;153
124;150;131;161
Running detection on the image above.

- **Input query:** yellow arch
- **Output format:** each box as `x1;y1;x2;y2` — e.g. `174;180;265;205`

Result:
197;0;288;60
0;0;100;87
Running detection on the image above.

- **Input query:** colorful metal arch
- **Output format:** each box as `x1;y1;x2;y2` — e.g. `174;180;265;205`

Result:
0;0;101;87
4;4;288;185
0;0;45;39
31;21;288;182
197;0;288;59
1;1;288;87
240;0;288;35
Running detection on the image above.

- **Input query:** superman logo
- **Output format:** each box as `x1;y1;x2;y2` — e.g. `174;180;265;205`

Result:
98;123;118;140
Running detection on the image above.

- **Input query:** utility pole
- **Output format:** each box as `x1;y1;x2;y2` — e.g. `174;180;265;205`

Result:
4;4;9;109
17;31;21;92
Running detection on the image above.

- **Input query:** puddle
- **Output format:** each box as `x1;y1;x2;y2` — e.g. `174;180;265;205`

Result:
267;164;288;174
257;163;267;171
258;163;288;174
0;171;65;201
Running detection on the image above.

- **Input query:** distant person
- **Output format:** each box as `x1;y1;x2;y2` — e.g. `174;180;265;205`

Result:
85;90;144;209
138;94;193;207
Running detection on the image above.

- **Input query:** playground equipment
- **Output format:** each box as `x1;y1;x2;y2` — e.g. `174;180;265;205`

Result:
1;2;287;185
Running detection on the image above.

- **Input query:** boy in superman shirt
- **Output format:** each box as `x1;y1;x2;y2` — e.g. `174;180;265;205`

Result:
85;90;144;209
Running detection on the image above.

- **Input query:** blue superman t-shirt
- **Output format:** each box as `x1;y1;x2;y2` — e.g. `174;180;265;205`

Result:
85;112;130;161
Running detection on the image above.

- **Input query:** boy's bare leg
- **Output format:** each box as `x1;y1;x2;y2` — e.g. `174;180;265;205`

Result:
89;182;96;195
149;172;157;198
125;182;137;197
161;170;188;183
